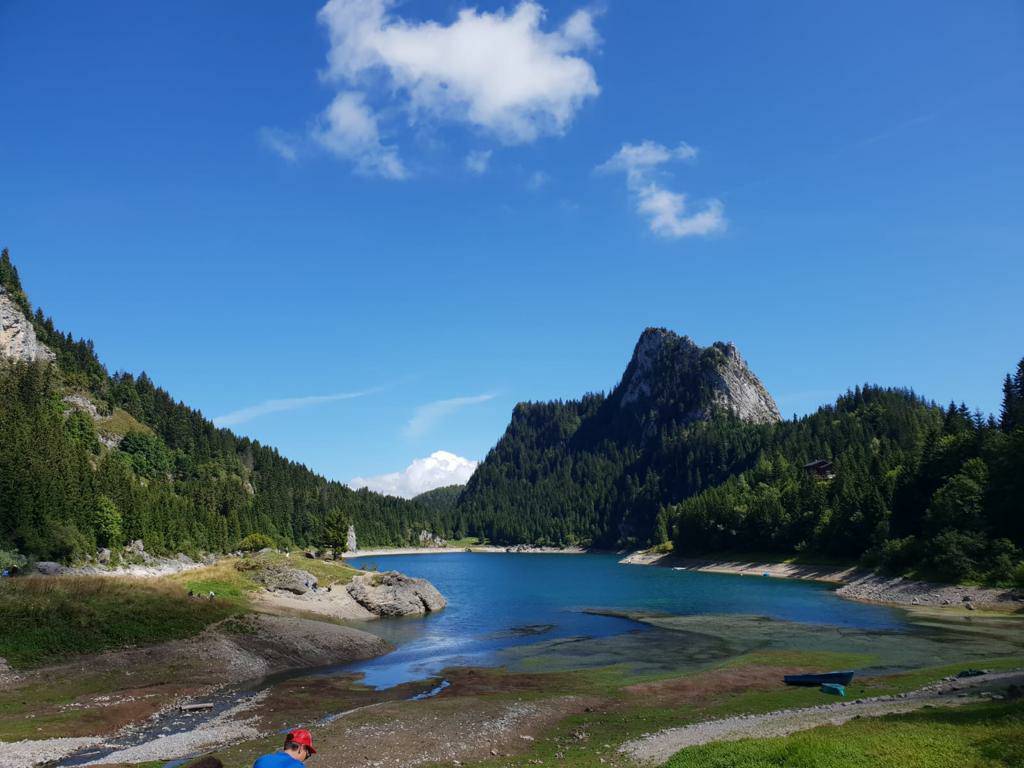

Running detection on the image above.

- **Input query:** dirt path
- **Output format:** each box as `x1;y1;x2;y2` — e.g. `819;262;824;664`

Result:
619;670;1024;765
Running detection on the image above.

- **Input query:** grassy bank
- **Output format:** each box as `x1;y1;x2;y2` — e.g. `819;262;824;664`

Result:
0;576;239;668
667;700;1024;767
0;554;363;669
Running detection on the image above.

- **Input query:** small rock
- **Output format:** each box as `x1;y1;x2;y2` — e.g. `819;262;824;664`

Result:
966;603;976;611
97;548;111;564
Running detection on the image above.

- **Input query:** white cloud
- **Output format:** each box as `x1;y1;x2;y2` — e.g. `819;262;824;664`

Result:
465;149;492;174
213;389;376;428
311;91;407;179
597;141;697;179
316;0;601;145
635;185;725;238
260;127;299;162
350;450;478;498
405;393;495;438
597;140;725;239
527;169;550;190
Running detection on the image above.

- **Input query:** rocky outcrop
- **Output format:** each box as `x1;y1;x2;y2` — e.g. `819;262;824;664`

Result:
251;564;318;595
614;328;779;425
0;287;55;364
346;571;447;616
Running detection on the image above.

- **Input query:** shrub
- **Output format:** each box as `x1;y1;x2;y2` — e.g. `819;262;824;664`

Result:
876;535;919;573
236;533;275;552
924;529;988;582
1013;561;1024;590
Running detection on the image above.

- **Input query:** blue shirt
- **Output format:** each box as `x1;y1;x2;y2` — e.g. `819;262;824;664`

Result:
254;752;304;768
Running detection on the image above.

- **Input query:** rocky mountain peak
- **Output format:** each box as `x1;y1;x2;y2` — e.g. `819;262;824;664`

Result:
0;285;55;364
614;327;780;426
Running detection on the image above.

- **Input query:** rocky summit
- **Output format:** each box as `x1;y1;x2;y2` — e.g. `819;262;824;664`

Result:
613;327;780;426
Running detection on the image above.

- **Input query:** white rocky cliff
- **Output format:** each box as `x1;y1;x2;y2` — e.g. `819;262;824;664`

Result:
615;327;780;425
0;286;55;364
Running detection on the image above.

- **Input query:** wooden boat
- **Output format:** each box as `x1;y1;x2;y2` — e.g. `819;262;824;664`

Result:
783;671;855;687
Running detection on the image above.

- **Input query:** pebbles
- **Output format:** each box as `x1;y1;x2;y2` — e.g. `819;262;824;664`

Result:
835;574;1018;608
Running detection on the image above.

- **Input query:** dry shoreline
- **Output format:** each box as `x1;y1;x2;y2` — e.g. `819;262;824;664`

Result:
619;550;1022;610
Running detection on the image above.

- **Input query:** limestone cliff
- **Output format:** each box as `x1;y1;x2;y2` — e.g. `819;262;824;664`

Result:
612;327;780;426
0;286;55;363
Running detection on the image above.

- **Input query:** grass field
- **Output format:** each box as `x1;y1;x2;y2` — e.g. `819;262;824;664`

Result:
0;575;239;668
666;700;1024;768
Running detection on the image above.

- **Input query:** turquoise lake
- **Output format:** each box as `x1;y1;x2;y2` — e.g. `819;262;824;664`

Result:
342;553;916;688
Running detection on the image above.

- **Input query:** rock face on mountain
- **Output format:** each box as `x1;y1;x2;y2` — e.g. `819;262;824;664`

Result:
456;327;782;547
613;328;780;426
0;287;54;363
346;571;447;616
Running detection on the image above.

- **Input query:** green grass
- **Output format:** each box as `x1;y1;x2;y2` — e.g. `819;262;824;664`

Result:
666;701;1024;768
0;575;240;668
273;553;360;586
97;407;153;438
449;536;482;548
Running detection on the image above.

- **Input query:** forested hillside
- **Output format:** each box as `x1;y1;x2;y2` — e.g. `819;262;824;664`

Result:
0;249;457;562
455;329;1023;582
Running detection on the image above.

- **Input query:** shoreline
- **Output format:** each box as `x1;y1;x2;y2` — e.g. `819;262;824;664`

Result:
619;550;1022;610
344;545;588;558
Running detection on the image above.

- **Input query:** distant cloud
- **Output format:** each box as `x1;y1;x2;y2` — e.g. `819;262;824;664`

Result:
311;91;407;179
310;0;600;177
465;149;492;175
213;388;376;428
260;127;299;162
527;170;550;190
349;450;478;498
405;393;495;438
597;140;725;239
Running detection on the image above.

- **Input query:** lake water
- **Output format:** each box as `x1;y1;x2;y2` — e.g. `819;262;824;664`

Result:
342;553;909;688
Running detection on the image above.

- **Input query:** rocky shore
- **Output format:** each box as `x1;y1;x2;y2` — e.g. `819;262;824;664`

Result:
620;551;1022;610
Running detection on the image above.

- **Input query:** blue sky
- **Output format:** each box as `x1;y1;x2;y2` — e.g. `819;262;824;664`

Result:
1;1;1022;495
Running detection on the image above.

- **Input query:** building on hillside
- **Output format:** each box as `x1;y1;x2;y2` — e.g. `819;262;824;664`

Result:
803;459;836;480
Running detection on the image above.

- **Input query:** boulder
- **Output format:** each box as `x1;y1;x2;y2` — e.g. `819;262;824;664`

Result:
97;548;112;564
175;553;194;564
34;561;66;576
125;539;145;555
346;571;447;617
253;565;318;595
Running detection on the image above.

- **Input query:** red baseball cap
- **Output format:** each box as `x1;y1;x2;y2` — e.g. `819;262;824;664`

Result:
287;729;317;755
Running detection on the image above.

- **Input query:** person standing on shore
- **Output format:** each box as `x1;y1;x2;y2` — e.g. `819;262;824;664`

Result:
253;729;316;768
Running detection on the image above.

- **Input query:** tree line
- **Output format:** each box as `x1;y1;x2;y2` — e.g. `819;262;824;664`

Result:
1;249;458;562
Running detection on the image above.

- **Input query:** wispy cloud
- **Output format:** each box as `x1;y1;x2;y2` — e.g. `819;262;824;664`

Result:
465;149;492;175
311;91;407;179
527;170;550;190
213;388;377;428
405;393;495;438
597;140;725;239
259;127;300;162
349;450;478;498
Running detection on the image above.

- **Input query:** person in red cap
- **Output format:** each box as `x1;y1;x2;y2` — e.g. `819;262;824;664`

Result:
253;729;316;768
